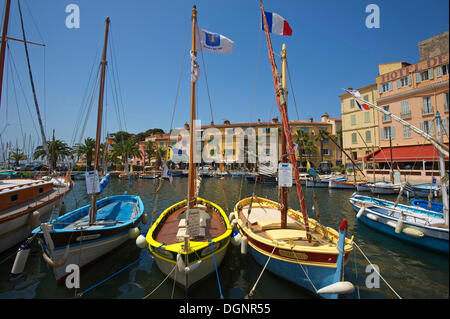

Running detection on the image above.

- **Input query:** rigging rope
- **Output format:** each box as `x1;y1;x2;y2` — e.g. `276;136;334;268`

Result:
209;240;223;299
142;262;178;299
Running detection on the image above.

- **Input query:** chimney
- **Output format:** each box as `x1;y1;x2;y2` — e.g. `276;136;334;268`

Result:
257;118;261;123
223;120;230;125
272;117;278;123
309;117;314;122
321;113;329;122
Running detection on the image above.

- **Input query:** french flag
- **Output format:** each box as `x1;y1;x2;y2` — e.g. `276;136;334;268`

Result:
262;11;292;36
356;101;371;111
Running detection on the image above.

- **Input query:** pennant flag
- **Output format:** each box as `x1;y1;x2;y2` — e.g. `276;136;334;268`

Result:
262;11;292;36
356;101;370;111
167;146;173;161
162;164;173;183
190;50;200;83
196;27;234;54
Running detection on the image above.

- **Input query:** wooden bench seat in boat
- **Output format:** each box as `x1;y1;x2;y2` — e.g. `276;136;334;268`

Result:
257;220;302;230
265;229;307;241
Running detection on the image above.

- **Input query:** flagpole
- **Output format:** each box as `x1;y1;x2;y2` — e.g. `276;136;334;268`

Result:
187;5;197;209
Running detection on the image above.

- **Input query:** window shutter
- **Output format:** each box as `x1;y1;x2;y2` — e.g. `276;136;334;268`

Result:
428;68;434;80
391;126;395;139
436;66;443;78
415;73;422;83
407;75;412;86
420;121;424;132
429;120;435;136
388;82;393;91
378;84;383;93
396;79;401;89
380;127;385;140
422;98;427;114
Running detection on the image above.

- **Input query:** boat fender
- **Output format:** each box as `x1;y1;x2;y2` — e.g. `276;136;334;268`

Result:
176;253;186;273
42;244;70;268
231;219;238;229
241;236;248;255
386;221;397;228
356;207;365;219
402;227;424;238
142;213;149;224
135;235;147;249
366;213;378;221
317;281;355;295
395;219;404;234
184;260;202;274
29;211;41;229
231;231;242;246
11;242;31;276
128;227;140;239
228;212;235;222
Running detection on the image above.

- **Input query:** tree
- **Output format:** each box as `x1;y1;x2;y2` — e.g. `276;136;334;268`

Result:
74;137;96;171
315;129;329;163
154;147;166;168
295;129;316;166
111;139;142;171
143;140;155;166
34;139;72;170
8;151;27;166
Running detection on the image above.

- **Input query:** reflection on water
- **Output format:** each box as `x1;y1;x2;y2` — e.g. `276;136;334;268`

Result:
0;177;448;299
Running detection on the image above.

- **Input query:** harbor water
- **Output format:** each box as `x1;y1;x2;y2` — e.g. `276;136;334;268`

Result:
0;177;448;299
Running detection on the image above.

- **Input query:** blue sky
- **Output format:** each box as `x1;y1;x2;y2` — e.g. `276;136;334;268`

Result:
0;0;448;151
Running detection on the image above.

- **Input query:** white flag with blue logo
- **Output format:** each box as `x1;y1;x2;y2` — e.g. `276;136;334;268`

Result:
196;27;234;54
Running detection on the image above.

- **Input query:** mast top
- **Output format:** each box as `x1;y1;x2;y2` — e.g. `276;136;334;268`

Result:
105;16;110;22
192;5;197;18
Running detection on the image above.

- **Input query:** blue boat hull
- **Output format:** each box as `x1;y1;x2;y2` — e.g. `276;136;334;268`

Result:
351;203;448;254
248;244;340;299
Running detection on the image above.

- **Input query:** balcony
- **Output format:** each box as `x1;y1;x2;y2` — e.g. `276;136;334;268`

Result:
400;112;411;119
422;108;434;116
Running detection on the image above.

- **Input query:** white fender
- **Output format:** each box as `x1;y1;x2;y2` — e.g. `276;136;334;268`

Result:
231;231;242;246
184;260;202;273
317;281;355;295
231;219;238;229
402;227;424;238
29;211;41;230
135;234;147;249
241;236;248;255
176;253;186;273
395;219;404;234
228;212;235;222
11;243;31;275
356;207;365;219
366;213;378;221
386;221;397;228
128;227;140;239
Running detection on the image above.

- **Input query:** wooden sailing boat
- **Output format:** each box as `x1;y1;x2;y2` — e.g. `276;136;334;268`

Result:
232;2;354;299
145;6;232;291
29;17;145;281
0;0;72;254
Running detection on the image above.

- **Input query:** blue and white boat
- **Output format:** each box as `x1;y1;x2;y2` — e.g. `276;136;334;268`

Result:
32;195;144;280
411;199;443;213
306;176;346;188
405;183;441;198
349;193;448;254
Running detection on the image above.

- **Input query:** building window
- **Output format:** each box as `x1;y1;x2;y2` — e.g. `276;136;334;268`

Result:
364;111;370;123
322;149;332;156
416;69;434;83
363;95;369;102
436;64;449;77
403;125;411;138
441;118;449;135
382;106;391;122
400;101;411;119
445;92;449;112
352;152;358;160
379;82;393;93
422;97;433;115
420;120;435;135
365;130;372;143
381;126;395;140
350;99;355;108
351;133;357;144
351;115;356;126
396;75;412;89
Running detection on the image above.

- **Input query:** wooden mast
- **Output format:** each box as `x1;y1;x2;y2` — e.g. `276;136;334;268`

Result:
280;44;288;229
260;0;310;237
187;5;197;209
0;0;11;110
89;16;110;225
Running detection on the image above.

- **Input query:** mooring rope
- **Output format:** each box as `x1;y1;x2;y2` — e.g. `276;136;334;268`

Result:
142;262;178;299
247;243;277;298
289;246;318;293
209;240;223;299
353;241;402;299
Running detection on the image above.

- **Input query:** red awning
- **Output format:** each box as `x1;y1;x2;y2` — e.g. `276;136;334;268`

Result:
365;144;449;162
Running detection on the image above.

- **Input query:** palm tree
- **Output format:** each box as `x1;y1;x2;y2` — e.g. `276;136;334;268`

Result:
8;151;27;167
34;139;72;170
154;147;166;168
111;139;142;172
143;140;155;166
74;137;96;170
315;129;329;163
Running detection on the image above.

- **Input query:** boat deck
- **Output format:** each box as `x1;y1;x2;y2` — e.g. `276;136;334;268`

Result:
238;203;331;248
155;204;227;245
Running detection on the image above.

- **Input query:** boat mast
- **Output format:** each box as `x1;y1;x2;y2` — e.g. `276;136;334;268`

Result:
187;6;197;209
280;44;288;228
89;17;110;225
17;0;52;172
260;0;310;237
435;112;449;225
0;0;11;110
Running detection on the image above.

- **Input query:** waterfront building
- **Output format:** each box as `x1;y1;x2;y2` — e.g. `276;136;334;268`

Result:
339;83;380;170
367;31;449;183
